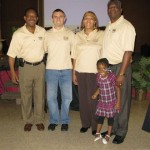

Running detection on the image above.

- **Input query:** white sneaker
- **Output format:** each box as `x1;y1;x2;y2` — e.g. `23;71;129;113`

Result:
102;135;110;144
94;133;102;141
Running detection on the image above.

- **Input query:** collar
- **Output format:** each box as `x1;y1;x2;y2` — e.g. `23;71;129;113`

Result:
108;15;124;27
81;29;97;37
52;26;65;32
23;24;38;34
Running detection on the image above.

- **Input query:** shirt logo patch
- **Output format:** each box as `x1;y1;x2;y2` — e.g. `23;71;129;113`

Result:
112;29;116;33
38;37;43;40
93;39;98;42
64;36;68;41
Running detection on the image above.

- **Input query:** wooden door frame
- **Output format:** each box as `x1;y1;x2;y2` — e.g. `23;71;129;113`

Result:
37;0;44;27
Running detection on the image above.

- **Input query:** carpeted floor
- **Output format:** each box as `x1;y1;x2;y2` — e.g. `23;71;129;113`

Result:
0;98;149;150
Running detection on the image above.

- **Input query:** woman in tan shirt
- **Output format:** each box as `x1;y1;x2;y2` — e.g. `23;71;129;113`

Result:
72;11;104;135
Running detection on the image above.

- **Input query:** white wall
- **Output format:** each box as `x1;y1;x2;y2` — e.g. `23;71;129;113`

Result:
44;0;109;31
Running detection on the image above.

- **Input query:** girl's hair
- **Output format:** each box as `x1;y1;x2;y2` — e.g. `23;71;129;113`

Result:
97;58;109;68
52;9;66;18
80;11;99;30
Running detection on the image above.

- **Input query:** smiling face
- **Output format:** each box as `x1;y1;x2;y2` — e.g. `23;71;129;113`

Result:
24;9;38;28
52;11;66;29
81;11;98;31
97;64;108;77
108;2;122;23
83;15;96;31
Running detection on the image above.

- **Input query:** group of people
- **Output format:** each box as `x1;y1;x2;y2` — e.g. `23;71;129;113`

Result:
7;0;136;145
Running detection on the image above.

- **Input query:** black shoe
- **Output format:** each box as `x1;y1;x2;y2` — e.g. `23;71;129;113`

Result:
112;135;125;144
101;131;108;138
61;124;68;131
80;127;90;133
70;106;79;111
92;130;96;136
101;131;115;138
48;124;58;131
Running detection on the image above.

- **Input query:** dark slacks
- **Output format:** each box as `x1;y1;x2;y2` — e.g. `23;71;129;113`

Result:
142;103;150;132
111;63;132;137
76;72;98;131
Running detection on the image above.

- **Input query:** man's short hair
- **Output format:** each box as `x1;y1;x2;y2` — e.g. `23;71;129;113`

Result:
107;0;122;9
52;9;66;18
24;8;38;17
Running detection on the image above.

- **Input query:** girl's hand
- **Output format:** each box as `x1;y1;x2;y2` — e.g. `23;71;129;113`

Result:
91;94;97;100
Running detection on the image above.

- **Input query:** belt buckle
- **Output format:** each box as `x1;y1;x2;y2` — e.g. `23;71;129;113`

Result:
33;62;40;66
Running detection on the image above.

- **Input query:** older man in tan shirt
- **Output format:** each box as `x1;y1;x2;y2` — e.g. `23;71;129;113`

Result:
7;8;46;131
44;9;75;131
101;0;136;144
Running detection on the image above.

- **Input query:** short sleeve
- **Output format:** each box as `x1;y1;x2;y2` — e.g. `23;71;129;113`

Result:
121;24;136;52
71;35;77;59
7;32;21;58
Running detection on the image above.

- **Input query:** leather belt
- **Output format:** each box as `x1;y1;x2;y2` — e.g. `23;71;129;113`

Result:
109;63;121;67
24;60;43;66
109;64;116;66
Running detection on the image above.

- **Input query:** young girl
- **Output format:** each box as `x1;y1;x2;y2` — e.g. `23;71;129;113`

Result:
92;58;121;144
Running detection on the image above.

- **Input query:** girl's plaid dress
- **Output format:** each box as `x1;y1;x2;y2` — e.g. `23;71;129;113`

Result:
95;72;118;118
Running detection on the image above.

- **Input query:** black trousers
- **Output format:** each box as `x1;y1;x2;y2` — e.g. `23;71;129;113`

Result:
111;63;132;137
142;103;150;132
76;72;98;131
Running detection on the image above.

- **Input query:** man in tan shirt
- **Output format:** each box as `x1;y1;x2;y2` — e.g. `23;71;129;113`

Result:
7;8;46;131
101;0;136;144
44;9;74;131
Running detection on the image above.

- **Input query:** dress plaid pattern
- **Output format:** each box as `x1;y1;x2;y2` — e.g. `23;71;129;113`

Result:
95;72;118;118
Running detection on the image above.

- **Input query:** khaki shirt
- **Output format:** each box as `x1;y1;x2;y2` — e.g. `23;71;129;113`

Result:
101;16;136;64
7;25;46;62
44;27;75;70
72;29;104;73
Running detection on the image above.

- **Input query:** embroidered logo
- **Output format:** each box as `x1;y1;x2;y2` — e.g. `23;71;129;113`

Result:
38;37;43;40
64;36;68;40
112;29;116;33
93;39;98;42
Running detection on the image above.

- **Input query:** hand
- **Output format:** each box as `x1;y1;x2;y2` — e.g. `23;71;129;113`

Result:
115;102;120;110
72;73;78;85
11;72;19;84
91;94;97;100
116;75;125;87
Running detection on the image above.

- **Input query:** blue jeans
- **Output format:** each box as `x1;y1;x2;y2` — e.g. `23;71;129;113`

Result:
46;69;72;124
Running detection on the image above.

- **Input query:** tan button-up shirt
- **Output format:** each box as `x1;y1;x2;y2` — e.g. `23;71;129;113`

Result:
101;16;136;64
72;29;104;73
44;27;75;70
7;25;46;62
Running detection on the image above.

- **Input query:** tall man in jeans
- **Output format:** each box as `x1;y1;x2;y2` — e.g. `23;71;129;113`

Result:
101;0;136;144
44;9;74;131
